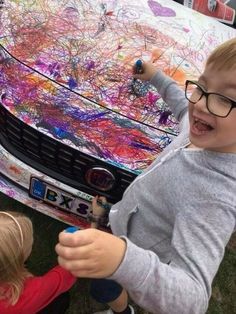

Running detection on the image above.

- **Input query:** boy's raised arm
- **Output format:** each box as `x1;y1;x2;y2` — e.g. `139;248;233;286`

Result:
134;61;188;122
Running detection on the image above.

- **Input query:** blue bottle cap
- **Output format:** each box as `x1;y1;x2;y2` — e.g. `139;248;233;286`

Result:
65;226;79;233
136;59;142;68
135;59;143;74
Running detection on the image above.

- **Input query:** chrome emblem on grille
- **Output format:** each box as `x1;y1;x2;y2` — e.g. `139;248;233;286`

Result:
85;167;115;191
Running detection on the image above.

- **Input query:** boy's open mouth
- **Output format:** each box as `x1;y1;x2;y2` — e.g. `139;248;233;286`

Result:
192;118;214;135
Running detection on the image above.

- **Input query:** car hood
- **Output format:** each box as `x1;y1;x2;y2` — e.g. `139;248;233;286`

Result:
0;0;235;173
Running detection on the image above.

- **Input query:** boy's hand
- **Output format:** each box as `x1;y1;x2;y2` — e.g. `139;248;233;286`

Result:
90;196;109;228
133;61;158;81
92;195;107;217
55;228;127;278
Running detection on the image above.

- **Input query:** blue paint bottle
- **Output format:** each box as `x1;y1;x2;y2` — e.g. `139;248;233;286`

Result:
135;59;144;74
131;59;148;97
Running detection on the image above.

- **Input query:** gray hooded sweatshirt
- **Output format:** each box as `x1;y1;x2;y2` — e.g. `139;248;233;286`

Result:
109;71;236;314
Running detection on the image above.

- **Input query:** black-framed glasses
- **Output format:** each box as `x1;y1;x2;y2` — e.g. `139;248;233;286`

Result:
185;80;236;118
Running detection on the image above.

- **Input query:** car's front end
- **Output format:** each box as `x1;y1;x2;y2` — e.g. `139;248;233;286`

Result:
0;0;234;227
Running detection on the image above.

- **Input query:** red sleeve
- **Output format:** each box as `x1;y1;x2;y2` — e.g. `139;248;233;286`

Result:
0;265;76;314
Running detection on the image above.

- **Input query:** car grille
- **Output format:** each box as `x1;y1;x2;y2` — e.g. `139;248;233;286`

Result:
0;103;137;203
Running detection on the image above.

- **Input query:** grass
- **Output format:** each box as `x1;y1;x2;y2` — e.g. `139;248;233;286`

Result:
0;191;235;314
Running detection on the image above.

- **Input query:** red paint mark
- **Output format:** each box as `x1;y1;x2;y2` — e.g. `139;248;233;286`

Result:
9;166;21;175
105;11;113;16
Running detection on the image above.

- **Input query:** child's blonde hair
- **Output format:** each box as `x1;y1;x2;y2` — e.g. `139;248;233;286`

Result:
0;211;33;305
206;38;236;70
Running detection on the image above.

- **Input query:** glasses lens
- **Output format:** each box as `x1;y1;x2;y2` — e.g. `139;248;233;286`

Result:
186;81;233;117
186;82;202;103
208;94;232;117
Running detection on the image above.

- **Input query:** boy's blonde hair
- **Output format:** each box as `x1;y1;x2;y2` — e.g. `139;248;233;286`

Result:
0;211;33;305
206;38;236;70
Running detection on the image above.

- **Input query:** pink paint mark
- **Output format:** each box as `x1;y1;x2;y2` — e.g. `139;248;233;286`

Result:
148;0;176;17
6;190;16;198
148;91;161;105
183;27;190;33
22;115;32;124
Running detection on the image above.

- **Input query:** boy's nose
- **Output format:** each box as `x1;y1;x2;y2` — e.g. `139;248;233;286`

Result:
194;95;209;114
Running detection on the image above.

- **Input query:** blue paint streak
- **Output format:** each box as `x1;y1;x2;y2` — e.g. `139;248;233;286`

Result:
131;142;155;151
68;77;78;89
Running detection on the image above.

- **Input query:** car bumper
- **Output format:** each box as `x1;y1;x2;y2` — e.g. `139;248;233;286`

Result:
0;144;93;228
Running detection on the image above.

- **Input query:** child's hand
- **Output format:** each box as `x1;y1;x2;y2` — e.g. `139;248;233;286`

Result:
55;228;126;278
133;61;158;81
92;195;107;217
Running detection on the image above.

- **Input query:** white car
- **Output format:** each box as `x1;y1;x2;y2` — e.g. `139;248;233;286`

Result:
0;0;235;228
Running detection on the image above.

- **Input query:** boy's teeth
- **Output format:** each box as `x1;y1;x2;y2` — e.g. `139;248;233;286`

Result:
195;119;211;126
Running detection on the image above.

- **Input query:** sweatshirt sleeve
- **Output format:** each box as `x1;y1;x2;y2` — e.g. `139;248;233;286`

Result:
17;265;76;313
150;70;188;122
109;202;235;314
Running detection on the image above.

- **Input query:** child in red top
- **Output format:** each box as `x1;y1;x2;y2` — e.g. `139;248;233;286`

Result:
0;211;76;314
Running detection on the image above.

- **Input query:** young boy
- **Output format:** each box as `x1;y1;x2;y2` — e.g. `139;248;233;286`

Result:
56;38;236;314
